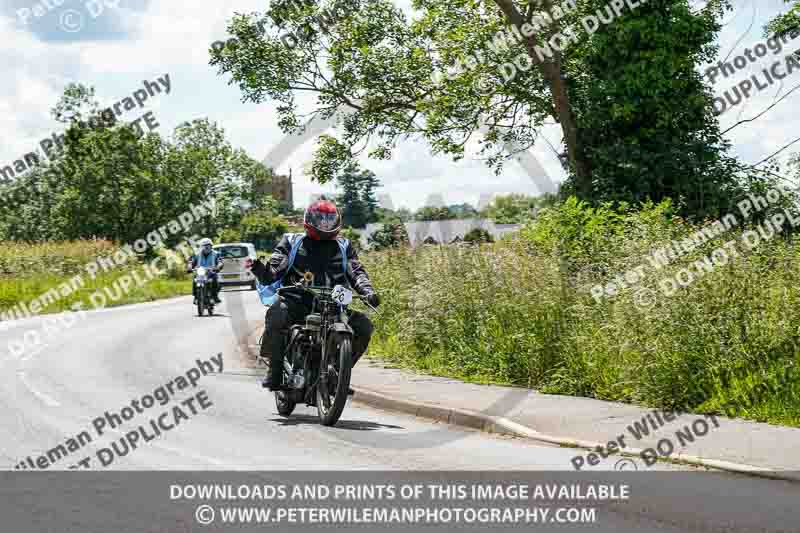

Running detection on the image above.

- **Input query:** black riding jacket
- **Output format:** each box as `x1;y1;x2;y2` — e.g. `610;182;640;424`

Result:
251;233;375;299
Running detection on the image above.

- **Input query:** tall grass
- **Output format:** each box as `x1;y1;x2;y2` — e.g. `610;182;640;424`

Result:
363;199;800;427
0;240;190;316
0;240;118;278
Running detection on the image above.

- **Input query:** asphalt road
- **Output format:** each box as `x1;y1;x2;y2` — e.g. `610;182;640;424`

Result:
0;291;798;532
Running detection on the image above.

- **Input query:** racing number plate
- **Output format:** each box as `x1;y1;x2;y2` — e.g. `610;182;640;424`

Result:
331;285;353;305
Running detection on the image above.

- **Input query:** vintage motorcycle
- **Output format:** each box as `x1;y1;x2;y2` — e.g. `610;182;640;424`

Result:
260;277;373;426
193;266;217;317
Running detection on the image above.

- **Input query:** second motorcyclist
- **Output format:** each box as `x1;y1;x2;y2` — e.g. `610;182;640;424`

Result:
188;237;223;305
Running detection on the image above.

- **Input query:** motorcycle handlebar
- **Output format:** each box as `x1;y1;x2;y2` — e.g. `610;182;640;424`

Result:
276;284;377;310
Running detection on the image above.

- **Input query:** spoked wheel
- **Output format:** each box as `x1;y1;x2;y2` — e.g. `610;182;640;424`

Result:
197;286;205;317
272;333;296;417
316;334;352;427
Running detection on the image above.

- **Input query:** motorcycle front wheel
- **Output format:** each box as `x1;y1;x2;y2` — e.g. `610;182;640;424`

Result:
275;391;296;416
316;334;352;427
197;286;205;317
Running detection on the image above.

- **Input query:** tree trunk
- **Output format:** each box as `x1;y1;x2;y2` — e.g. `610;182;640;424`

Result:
492;0;592;199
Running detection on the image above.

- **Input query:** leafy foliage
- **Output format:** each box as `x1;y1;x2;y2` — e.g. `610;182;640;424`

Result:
0;84;281;244
481;193;540;223
567;0;743;219
210;0;746;216
367;222;409;250
463;227;494;243
414;206;457;221
765;1;800;37
365;198;800;425
240;209;290;249
335;161;381;228
340;226;363;252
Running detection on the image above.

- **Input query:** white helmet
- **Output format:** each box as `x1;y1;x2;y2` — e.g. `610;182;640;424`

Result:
199;238;213;247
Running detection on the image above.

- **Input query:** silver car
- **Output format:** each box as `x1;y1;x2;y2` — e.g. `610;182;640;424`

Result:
214;243;258;290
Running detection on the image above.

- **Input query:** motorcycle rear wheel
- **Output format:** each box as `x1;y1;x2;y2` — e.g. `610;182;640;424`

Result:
316;334;352;427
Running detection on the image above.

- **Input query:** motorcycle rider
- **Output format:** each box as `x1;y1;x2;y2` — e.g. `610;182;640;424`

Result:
250;198;380;392
187;237;223;304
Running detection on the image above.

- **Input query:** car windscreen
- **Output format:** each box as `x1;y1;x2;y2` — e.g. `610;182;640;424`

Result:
216;246;249;259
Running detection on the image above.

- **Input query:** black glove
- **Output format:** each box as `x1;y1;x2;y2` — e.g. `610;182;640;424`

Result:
365;292;380;308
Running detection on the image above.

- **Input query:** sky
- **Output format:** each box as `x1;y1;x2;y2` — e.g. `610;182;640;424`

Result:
0;0;797;210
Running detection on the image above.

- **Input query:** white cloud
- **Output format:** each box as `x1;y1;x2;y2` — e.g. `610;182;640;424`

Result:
1;0;798;206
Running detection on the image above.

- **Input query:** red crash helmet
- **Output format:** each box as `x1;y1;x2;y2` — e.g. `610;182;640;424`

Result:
304;199;342;240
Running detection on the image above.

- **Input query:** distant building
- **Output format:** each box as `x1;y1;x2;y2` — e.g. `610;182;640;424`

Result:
255;168;293;208
358;219;522;248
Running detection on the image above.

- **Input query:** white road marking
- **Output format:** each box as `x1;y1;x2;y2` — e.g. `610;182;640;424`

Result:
0;295;194;333
16;371;60;407
101;426;233;468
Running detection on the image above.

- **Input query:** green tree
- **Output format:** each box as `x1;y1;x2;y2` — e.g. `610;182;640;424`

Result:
395;207;413;222
375;207;413;223
335;161;381;227
415;206;456;221
240;209;290;249
0;84;267;244
568;0;742;218
367;222;409;250
340;226;363;252
482;194;538;223
447;203;478;219
463;227;494;243
210;0;738;212
361;170;381;223
337;162;368;227
766;2;800;36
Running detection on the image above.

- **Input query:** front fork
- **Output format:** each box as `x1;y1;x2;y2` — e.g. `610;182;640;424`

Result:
319;311;353;388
